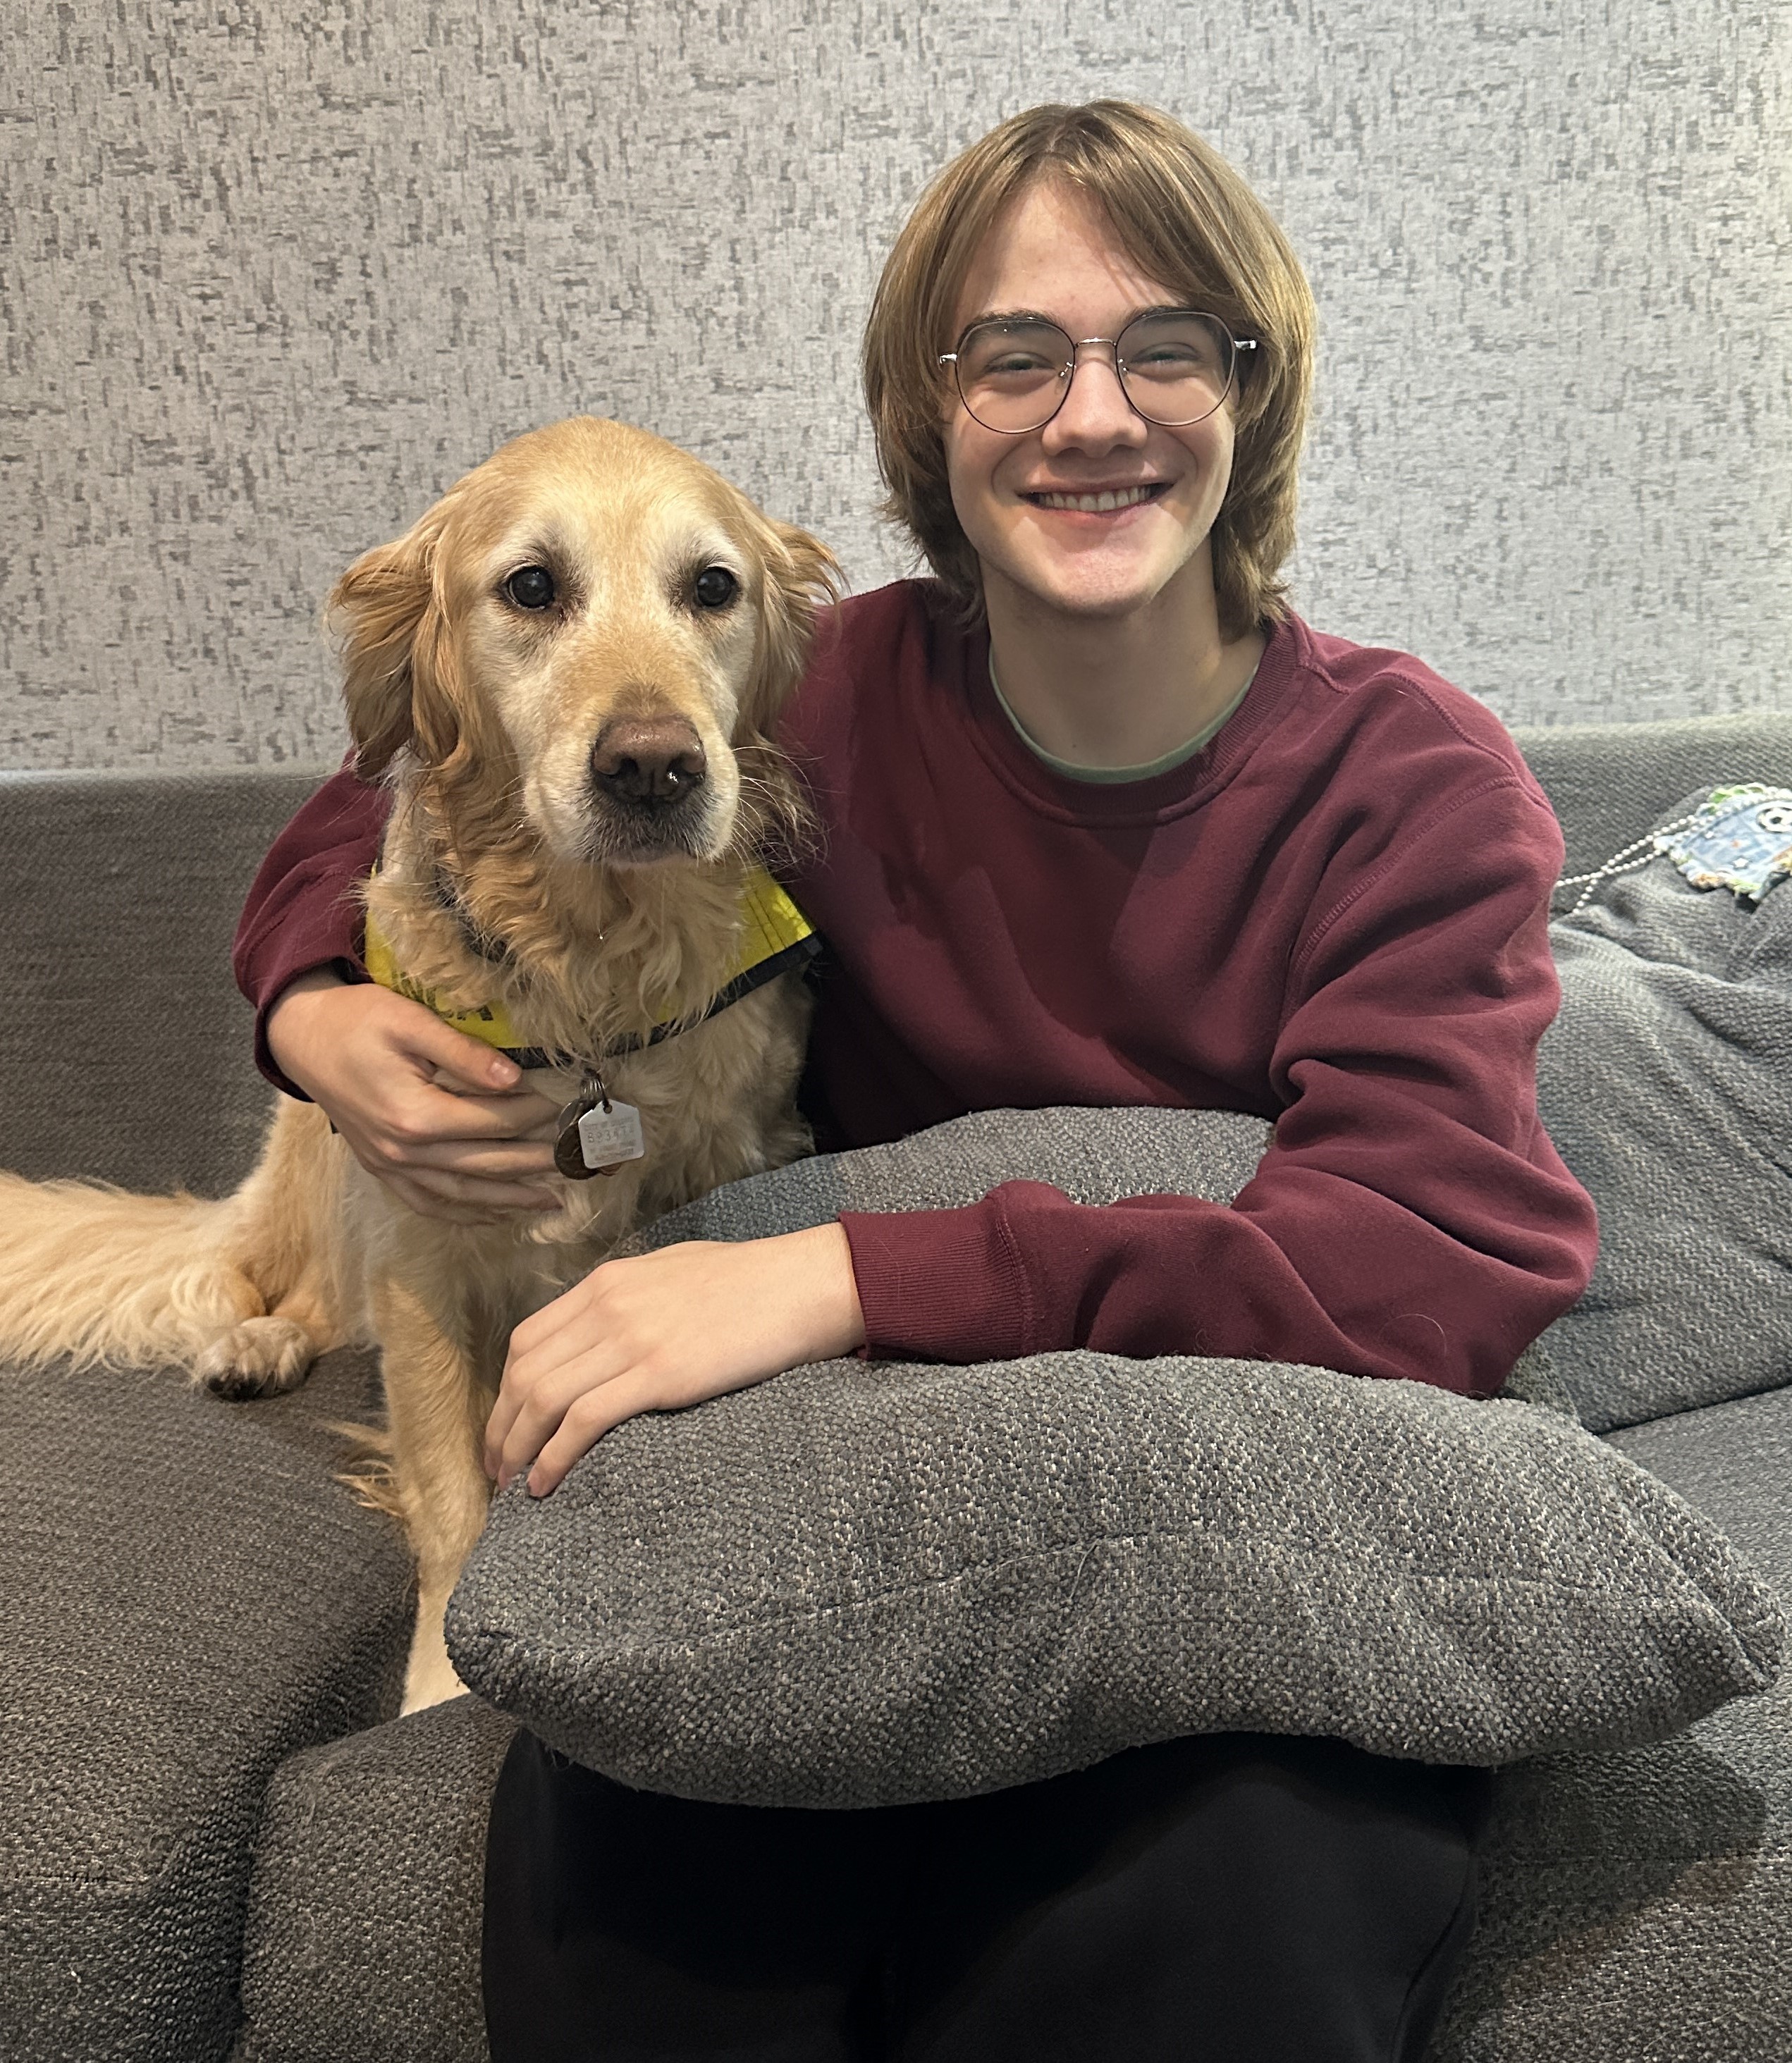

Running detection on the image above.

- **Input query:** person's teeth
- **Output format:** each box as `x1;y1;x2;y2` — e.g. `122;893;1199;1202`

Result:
1037;486;1153;511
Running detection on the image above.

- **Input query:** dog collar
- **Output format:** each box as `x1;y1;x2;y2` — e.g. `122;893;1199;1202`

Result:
362;866;820;1070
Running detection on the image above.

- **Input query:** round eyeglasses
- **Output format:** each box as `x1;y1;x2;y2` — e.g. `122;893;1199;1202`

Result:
939;310;1258;435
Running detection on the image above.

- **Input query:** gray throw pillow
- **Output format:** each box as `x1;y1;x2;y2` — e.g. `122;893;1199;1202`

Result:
1538;788;1792;1432
446;1108;1784;1809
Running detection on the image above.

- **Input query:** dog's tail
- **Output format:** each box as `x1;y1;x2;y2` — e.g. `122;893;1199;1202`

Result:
0;1172;264;1372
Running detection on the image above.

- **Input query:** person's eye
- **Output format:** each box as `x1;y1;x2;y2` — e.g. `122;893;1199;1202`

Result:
692;565;740;611
986;350;1055;374
504;565;557;611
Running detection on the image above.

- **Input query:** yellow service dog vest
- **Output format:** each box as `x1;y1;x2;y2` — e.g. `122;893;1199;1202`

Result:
362;866;818;1069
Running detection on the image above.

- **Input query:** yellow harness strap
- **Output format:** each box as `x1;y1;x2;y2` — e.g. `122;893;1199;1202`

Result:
362;867;818;1066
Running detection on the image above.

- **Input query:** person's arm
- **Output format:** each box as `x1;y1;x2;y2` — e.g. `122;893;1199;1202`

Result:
235;763;562;1221
836;776;1598;1398
481;773;1592;1498
233;760;391;1095
485;1225;867;1496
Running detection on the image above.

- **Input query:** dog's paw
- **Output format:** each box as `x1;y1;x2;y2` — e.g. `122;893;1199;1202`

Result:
195;1316;318;1400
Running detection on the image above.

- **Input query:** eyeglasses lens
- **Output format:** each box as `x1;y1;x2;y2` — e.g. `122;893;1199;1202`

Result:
954;312;1236;433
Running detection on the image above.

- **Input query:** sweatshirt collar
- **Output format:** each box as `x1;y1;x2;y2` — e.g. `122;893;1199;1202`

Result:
987;649;1260;784
957;610;1303;825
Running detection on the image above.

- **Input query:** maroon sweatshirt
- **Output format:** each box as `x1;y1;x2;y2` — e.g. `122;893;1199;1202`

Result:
233;580;1597;1396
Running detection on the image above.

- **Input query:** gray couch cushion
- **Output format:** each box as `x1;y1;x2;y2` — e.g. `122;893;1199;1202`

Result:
1433;1383;1792;2062
232;1697;513;2063
228;1391;1792;2063
0;768;330;1197
1535;787;1792;1431
615;1101;1275;1222
1511;711;1792;888
445;1109;1782;1809
0;1347;412;2063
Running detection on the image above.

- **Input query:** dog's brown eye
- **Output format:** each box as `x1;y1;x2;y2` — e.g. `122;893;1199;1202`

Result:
692;565;739;612
505;565;556;611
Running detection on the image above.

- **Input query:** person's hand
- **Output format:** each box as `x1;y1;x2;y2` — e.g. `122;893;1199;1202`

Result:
266;970;563;1223
485;1224;867;1496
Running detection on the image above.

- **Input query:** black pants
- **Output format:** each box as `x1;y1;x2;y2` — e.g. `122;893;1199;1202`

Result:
483;1728;1491;2063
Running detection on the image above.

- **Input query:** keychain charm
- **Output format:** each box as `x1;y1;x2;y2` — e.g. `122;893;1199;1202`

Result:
553;1071;646;1180
1655;784;1792;907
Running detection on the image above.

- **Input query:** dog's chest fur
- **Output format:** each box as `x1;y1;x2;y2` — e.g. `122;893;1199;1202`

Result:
360;818;814;1293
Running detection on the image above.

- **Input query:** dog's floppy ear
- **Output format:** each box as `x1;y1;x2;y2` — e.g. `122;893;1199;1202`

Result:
745;516;842;731
329;498;465;780
722;510;839;862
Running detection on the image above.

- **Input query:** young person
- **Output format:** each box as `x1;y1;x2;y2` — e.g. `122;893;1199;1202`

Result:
235;101;1597;2063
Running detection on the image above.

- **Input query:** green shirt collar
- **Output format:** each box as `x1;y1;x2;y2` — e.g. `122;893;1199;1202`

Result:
988;651;1259;784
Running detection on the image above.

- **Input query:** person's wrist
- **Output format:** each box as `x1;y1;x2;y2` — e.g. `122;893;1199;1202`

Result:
791;1221;866;1360
265;968;348;1093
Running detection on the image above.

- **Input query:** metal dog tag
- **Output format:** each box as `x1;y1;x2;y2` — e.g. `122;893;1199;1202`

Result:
553;1071;646;1179
553;1090;606;1181
576;1097;645;1171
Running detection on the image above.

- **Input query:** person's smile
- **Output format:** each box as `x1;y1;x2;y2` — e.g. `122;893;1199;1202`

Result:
1019;480;1170;515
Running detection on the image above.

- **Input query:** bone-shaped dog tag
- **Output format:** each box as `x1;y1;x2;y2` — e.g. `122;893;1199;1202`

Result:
576;1097;645;1171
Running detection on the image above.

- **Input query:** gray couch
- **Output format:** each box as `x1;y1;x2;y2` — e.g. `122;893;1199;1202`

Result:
4;713;1791;2063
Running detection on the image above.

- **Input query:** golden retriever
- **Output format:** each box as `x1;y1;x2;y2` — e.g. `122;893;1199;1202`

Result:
0;417;837;1709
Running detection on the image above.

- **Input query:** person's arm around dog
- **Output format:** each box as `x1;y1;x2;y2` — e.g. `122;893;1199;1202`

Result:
266;970;564;1225
237;761;566;1224
238;775;864;1416
265;968;867;1473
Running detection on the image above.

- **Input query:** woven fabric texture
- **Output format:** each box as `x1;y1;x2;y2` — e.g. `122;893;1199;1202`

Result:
613;1102;1274;1235
1433;1382;1792;2062
444;1107;1783;1808
1537;789;1792;1431
232;1697;515;2063
1513;713;1792;887
0;769;329;1196
0;1348;411;2063
216;1385;1792;2063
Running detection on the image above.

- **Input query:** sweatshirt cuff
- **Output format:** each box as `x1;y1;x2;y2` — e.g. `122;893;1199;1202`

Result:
837;1200;1036;1364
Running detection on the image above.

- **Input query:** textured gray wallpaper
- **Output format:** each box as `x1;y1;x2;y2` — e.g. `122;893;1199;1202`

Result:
5;0;1789;767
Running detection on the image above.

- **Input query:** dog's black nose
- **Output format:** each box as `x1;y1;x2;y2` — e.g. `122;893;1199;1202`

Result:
590;718;707;806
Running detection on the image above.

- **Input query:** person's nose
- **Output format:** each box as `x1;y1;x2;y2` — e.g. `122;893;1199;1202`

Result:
1041;342;1148;456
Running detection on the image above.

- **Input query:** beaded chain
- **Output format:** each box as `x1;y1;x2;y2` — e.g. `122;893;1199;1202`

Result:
1552;813;1702;921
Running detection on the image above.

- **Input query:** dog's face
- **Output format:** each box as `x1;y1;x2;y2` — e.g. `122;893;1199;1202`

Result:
332;418;837;868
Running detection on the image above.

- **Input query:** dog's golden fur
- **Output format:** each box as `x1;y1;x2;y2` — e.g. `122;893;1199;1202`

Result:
0;418;837;1708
